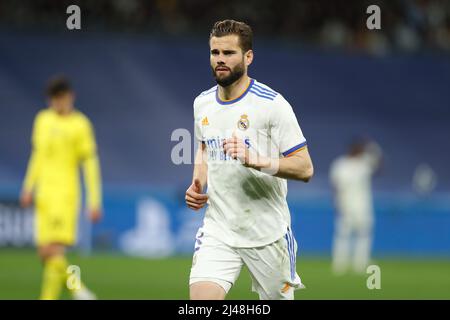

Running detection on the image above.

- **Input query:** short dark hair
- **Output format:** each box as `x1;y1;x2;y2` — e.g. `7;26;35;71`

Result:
348;137;368;157
210;20;253;52
46;76;73;97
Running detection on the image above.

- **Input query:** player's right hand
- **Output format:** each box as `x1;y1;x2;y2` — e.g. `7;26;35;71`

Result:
19;190;33;208
185;179;208;211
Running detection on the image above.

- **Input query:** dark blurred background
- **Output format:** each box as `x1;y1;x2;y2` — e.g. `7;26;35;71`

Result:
1;0;450;54
0;0;449;259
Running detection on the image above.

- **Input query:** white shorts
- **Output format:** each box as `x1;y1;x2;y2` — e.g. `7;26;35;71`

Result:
189;227;305;300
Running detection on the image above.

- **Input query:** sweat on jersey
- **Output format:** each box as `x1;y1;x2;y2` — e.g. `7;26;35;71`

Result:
193;78;307;248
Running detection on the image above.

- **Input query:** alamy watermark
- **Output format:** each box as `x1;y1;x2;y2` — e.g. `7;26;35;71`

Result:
366;264;381;289
66;5;81;30
66;264;81;290
170;127;282;176
366;5;381;30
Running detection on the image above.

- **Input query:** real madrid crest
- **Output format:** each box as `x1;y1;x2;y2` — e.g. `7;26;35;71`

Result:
237;114;250;131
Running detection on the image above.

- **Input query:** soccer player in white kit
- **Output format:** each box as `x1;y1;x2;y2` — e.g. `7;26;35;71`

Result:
330;139;382;275
185;20;314;300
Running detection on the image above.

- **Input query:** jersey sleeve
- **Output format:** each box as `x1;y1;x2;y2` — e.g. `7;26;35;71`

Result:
193;98;204;143
270;95;307;157
329;159;340;188
78;117;102;211
78;117;97;159
22;112;44;192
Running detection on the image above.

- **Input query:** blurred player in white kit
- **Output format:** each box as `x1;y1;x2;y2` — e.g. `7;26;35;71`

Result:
330;139;382;274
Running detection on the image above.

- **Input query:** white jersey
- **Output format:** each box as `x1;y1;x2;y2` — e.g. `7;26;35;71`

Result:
193;78;307;248
329;144;381;219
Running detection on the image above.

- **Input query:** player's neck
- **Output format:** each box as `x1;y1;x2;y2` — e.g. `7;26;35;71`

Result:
50;106;73;116
218;75;250;101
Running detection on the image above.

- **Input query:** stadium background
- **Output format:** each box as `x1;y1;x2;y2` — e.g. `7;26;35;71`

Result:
0;0;449;299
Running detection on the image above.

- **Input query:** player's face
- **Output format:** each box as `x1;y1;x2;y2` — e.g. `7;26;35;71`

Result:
50;92;75;115
210;35;253;87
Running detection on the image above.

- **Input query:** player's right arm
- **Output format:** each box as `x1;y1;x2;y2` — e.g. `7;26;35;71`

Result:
20;112;44;207
186;96;209;211
185;143;208;211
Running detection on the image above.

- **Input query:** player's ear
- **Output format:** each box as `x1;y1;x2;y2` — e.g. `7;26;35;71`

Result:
245;50;254;66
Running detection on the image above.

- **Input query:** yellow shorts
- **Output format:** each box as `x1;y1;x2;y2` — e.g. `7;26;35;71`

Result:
34;195;79;246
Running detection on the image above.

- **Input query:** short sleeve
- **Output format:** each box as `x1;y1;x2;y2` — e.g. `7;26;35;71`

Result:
194;117;203;142
193;98;204;143
31;111;45;149
329;159;340;187
78;117;97;160
270;95;307;157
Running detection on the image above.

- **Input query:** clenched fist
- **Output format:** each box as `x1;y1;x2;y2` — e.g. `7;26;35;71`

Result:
185;179;208;211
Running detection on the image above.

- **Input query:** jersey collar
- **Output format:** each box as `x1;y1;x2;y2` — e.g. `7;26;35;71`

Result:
215;78;254;105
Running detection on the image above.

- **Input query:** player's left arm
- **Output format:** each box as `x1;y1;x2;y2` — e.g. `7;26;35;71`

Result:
268;147;313;181
223;135;313;182
79;117;102;223
364;141;383;174
223;95;313;182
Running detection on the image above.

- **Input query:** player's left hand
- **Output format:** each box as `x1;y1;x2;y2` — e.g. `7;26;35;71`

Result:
223;132;258;167
19;190;33;208
88;209;102;223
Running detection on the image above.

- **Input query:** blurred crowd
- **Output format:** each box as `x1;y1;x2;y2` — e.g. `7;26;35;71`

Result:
1;0;449;55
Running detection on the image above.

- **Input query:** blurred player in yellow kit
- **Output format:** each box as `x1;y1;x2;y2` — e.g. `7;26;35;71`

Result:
20;76;102;300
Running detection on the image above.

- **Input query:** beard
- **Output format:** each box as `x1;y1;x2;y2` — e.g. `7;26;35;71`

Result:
211;61;245;87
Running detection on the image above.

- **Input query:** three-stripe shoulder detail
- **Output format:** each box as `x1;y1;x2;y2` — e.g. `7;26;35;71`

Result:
249;82;278;101
197;86;218;98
